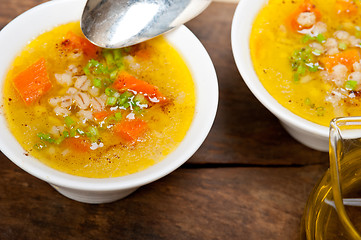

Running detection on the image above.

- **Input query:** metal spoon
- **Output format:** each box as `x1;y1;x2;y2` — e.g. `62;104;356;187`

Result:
81;0;211;49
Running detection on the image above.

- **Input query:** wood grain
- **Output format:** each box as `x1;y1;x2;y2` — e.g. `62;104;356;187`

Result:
0;1;329;240
0;151;326;240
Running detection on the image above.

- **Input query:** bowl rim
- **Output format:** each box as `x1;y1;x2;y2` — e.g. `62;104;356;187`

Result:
0;0;218;191
230;0;329;138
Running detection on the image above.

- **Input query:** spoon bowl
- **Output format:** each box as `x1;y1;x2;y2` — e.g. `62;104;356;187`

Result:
81;0;211;48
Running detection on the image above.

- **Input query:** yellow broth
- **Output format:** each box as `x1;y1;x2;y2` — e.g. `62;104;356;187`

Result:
251;0;361;126
3;22;196;178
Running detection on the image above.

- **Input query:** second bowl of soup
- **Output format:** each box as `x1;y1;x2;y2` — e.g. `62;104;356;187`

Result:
232;0;361;151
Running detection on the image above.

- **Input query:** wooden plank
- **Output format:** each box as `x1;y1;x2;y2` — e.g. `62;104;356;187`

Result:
0;156;327;240
0;0;48;29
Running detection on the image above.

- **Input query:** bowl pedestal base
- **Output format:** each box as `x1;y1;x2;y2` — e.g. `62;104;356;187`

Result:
50;184;139;204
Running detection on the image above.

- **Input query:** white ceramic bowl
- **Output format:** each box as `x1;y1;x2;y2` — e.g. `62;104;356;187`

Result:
231;0;329;152
0;0;218;203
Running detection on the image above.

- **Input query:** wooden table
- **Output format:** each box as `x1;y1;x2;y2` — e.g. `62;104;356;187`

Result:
0;1;330;239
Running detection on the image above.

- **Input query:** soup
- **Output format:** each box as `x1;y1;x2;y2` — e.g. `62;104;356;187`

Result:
251;0;361;126
2;22;196;178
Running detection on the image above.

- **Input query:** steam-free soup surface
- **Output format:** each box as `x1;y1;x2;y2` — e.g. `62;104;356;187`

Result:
3;22;195;178
251;0;361;126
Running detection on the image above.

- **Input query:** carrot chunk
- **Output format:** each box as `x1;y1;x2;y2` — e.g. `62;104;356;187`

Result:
336;0;358;16
113;118;148;143
13;58;52;105
113;71;167;103
62;31;99;59
64;137;91;152
93;110;113;121
319;49;360;72
134;48;151;60
287;0;322;31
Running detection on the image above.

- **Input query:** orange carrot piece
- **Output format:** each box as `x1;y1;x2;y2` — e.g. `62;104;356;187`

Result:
336;0;358;16
64;137;91;152
320;49;360;72
13;58;52;105
113;118;148;143
129;43;152;60
134;48;152;60
113;71;167;103
93;110;113;121
63;31;99;59
287;0;322;31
